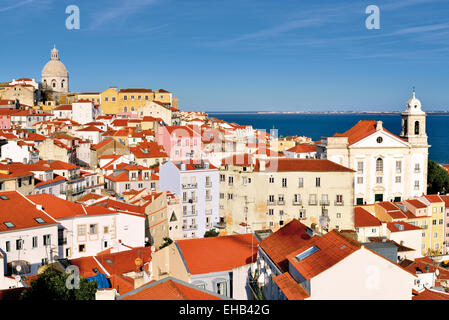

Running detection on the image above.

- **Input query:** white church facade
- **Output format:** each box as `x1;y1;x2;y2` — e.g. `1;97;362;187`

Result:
317;91;429;205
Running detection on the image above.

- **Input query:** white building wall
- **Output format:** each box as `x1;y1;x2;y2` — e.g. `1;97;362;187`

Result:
0;225;59;275
308;248;415;300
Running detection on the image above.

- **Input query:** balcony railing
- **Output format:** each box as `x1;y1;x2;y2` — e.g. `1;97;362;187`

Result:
182;183;198;189
277;200;285;205
320;200;330;206
292;200;302;206
334;200;344;206
182;197;198;203
205;182;212;188
267;200;275;206
182;224;198;231
309;200;317;206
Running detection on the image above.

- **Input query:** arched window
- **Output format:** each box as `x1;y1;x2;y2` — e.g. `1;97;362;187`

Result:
415;121;420;135
124;106;128;112
61;80;65;88
376;158;383;172
403;119;408;135
52;81;56;88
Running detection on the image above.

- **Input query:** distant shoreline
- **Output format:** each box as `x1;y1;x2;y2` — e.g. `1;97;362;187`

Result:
207;111;449;115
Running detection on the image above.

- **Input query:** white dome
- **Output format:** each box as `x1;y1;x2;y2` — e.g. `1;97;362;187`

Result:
41;46;68;78
42;60;68;77
404;90;424;115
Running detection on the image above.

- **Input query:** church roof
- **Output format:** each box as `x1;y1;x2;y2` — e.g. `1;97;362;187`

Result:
333;120;406;146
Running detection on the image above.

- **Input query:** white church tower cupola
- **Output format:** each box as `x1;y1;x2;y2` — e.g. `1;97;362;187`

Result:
41;45;69;93
400;89;428;147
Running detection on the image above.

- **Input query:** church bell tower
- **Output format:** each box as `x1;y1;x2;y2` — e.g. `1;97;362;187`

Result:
400;89;428;147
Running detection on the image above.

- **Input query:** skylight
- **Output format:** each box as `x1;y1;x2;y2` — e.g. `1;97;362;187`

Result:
4;222;15;228
0;195;9;200
105;258;114;265
295;246;319;262
34;218;46;224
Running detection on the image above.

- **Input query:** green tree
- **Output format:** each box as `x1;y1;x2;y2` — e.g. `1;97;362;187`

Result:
427;160;449;195
159;237;173;249
20;267;97;300
204;229;219;238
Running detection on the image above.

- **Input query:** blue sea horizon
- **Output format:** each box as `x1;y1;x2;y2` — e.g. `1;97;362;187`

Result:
208;112;449;164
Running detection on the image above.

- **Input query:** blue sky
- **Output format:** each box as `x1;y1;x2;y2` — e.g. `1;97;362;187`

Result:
1;0;449;111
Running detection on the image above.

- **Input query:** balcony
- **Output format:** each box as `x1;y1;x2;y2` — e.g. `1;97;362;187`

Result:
182;183;198;189
205;181;212;188
292;200;302;206
320;200;330;206
334;201;344;206
182;224;198;231
277;200;285;206
267;200;275;206
183;210;197;217
182;197;198;203
309;200;317;206
205;209;212;215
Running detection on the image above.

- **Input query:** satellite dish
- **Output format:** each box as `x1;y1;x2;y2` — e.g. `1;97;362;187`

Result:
14;275;21;282
15;265;22;273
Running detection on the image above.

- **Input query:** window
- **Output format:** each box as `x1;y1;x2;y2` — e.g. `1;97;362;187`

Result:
269;176;274;183
376;158;383;172
32;236;38;248
79;244;86;252
414;181;420;190
415;121;420;135
336;195;343;204
43;234;51;246
376;176;383;184
357;161;364;173
124;95;128;101
396;161;402;173
268;195;275;204
4;222;15;228
299;209;306;219
337;213;342;219
216;281;227;296
415;163;420;173
89;224;98;235
434;232;438;239
357;177;363;184
77;225;86;236
6;241;10;252
298;177;304;188
395;176;401;183
376;137;383;144
220;174;225;182
34;217;46;224
16;239;24;250
268;209;274;215
282;178;287;187
316;177;321;187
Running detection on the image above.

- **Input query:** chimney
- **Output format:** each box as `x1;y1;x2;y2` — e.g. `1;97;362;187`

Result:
36;204;43;211
376;121;383;131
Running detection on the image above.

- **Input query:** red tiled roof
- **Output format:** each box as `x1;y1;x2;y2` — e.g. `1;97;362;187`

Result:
287;231;361;280
387;221;422;232
176;234;259;275
27;194;115;219
120;278;222;300
34;175;66;188
221;154;253;166
0;191;59;232
35;160;79;170
254;158;354;172
273;272;310;300
334;120;406;145
354;207;382;228
91;138;113;150
405;199;427;209
120;88;153;93
259;220;318;272
413;289;449;300
286;144;317;153
424;195;444;203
